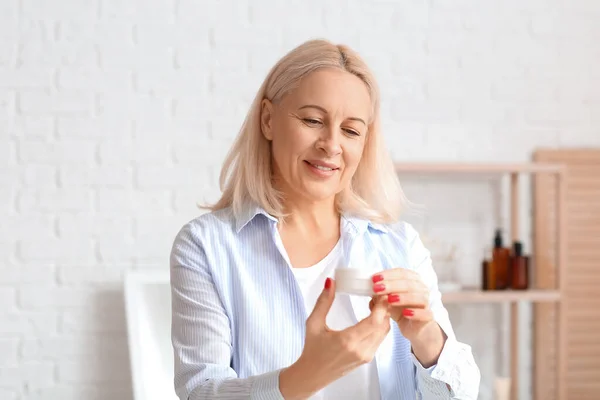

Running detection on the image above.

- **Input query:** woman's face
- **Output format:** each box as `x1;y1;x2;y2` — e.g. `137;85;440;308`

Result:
261;68;371;205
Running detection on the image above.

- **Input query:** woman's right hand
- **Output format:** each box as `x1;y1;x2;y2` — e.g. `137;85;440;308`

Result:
279;278;391;399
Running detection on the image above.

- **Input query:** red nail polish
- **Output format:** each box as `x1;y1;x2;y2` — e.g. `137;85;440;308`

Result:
372;274;384;283
388;294;400;303
373;283;386;293
324;277;332;289
402;309;414;317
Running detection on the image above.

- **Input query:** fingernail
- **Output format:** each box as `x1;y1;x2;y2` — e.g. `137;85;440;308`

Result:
373;283;385;293
388;294;400;303
372;274;384;283
402;309;414;317
324;277;332;290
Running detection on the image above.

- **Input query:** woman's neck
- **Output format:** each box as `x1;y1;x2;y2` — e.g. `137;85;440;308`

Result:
279;198;340;239
277;198;341;268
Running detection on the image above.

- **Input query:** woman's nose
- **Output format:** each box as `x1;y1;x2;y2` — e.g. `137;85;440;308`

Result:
316;128;342;156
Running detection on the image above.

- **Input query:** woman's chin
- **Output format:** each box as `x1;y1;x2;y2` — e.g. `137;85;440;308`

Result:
297;185;340;203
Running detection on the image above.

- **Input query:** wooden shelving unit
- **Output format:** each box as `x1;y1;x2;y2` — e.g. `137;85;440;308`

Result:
442;289;561;304
395;162;567;400
395;162;563;174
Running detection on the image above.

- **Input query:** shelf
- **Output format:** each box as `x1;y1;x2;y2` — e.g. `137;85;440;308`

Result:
392;160;568;400
395;162;564;174
441;289;561;303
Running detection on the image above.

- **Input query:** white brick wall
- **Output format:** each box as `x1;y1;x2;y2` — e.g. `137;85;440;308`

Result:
1;1;599;399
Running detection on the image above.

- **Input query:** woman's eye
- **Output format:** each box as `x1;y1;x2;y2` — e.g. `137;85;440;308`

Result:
303;118;322;126
344;129;360;136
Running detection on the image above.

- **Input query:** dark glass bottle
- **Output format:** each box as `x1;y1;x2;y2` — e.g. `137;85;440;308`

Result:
482;247;496;290
510;241;529;290
493;229;510;290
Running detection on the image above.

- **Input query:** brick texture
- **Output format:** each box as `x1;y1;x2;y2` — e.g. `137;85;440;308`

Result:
2;1;600;399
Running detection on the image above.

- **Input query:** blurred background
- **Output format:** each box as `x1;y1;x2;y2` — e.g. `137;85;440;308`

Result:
1;0;599;399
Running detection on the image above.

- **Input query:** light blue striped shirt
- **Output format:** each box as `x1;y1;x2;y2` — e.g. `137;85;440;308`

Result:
170;205;480;399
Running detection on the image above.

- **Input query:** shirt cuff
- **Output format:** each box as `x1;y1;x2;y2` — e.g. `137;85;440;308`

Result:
411;351;438;376
251;369;285;400
412;336;462;395
417;336;480;397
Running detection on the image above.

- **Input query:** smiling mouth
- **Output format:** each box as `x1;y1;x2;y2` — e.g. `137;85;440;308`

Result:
304;161;339;171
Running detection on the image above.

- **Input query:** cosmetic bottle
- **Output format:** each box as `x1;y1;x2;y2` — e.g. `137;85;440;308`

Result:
492;229;510;290
481;247;496;291
510;241;529;290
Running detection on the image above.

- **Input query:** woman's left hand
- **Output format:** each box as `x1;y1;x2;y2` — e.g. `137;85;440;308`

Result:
368;268;434;342
368;268;448;368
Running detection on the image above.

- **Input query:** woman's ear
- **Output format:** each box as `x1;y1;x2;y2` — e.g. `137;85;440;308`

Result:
260;99;274;141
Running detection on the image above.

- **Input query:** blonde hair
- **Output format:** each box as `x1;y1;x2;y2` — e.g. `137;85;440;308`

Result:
206;38;408;224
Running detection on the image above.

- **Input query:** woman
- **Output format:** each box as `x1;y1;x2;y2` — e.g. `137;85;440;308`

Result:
170;39;480;399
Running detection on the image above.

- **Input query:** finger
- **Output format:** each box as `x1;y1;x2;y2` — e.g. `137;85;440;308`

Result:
306;277;336;333
400;307;434;322
335;307;388;368
343;298;389;340
359;316;391;358
371;268;421;284
387;291;429;309
372;277;424;296
370;295;389;323
368;294;386;311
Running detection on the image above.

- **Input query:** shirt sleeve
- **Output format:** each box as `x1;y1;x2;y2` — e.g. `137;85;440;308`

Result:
170;222;285;400
405;223;481;400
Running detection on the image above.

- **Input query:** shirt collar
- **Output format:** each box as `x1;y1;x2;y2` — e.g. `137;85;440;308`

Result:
342;214;388;235
235;202;388;235
234;203;278;232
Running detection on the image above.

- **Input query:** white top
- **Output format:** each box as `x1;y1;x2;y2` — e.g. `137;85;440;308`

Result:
290;240;381;400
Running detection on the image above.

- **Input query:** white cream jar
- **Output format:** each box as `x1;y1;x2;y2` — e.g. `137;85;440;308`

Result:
334;268;374;296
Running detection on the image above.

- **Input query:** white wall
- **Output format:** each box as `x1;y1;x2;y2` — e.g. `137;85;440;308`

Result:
1;0;599;399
